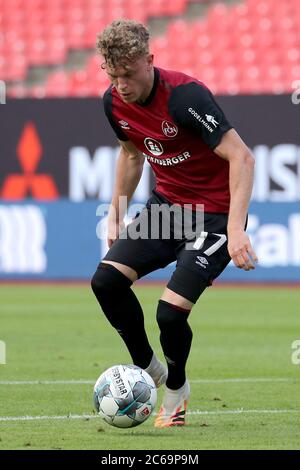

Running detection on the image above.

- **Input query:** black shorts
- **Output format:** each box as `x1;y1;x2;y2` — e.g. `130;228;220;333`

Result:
103;190;232;303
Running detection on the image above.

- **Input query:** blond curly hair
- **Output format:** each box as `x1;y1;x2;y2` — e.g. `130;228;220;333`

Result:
96;19;150;69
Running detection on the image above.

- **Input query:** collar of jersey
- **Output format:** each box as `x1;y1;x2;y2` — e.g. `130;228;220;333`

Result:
136;67;160;107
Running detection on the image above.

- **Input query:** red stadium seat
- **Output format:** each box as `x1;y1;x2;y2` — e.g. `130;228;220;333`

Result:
28;84;47;99
45;71;71;97
7;84;28;98
4;0;300;97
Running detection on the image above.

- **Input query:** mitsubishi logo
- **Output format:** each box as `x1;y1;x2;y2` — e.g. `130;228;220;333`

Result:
1;122;59;199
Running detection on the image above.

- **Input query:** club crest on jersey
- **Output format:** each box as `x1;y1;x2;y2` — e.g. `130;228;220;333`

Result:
162;120;178;138
144;137;164;156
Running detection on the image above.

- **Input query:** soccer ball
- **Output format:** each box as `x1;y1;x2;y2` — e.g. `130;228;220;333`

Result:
93;364;157;428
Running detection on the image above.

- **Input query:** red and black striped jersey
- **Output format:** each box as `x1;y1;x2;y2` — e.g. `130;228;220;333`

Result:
103;67;233;213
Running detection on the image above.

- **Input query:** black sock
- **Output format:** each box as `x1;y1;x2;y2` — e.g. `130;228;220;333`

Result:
91;263;153;369
156;299;192;390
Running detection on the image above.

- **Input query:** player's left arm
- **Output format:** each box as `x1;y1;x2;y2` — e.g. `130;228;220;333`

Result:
169;82;258;271
214;129;258;270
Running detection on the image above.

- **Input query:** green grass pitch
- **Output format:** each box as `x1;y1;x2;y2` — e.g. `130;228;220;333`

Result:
0;283;299;450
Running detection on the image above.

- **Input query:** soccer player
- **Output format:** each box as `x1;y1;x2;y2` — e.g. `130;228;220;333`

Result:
91;19;258;427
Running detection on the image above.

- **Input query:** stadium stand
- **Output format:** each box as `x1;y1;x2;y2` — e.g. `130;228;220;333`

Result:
2;0;299;97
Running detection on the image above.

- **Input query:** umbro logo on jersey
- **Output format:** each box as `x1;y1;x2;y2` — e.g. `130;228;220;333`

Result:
205;114;219;128
195;256;209;268
162;120;178;138
144;137;164;156
119;120;130;130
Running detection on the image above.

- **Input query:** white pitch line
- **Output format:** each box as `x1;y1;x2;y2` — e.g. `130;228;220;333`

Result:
0;380;94;385
0;409;299;423
0;414;98;422
0;378;297;386
190;378;297;384
187;409;300;416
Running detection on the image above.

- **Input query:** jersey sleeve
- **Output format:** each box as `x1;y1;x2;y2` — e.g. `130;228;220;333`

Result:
168;82;233;149
103;88;129;141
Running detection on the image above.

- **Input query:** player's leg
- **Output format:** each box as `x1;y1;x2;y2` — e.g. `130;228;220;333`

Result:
101;260;138;282
91;259;168;387
158;287;194;388
91;259;153;367
91;214;175;386
155;228;231;427
154;271;207;427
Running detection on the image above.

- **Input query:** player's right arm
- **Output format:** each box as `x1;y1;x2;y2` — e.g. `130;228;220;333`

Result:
107;140;145;247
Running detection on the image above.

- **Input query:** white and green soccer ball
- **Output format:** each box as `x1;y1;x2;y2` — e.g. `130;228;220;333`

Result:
93;364;157;428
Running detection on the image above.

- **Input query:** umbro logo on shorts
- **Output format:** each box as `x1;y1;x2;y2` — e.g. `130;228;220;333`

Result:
195;256;208;268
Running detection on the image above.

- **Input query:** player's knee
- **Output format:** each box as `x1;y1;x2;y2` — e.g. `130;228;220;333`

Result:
91;262;132;299
91;264;109;296
167;266;208;304
156;299;191;331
